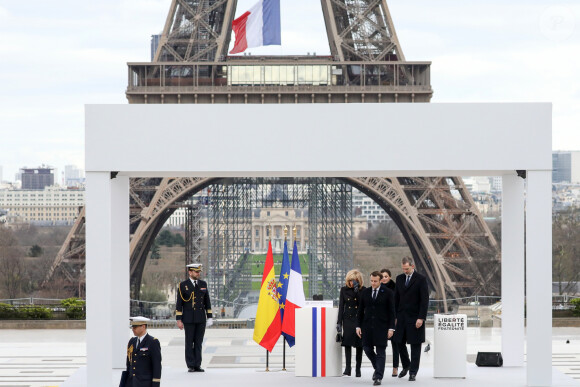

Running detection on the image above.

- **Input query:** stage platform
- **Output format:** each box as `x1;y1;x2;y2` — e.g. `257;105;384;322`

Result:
0;327;578;386
62;364;578;387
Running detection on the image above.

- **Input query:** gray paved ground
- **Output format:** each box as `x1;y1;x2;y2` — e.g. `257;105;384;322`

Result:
0;327;578;386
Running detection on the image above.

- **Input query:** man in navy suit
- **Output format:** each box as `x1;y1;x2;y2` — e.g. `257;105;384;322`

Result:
122;316;162;387
356;271;395;386
394;257;429;382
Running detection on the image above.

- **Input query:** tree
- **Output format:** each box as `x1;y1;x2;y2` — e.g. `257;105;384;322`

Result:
359;221;406;247
150;242;161;260
29;244;43;257
0;226;26;299
157;229;174;247
172;233;185;247
552;208;580;295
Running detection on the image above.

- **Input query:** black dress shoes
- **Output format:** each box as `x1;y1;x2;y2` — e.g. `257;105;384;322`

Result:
373;379;382;386
342;368;351;376
409;374;416;381
188;368;195;372
193;367;205;372
355;368;361;378
398;368;409;378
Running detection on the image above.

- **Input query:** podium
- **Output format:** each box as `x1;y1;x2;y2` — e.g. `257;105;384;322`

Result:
433;314;467;378
295;307;341;377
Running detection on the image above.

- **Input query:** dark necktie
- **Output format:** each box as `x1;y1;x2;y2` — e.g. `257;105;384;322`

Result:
405;275;410;287
136;338;140;351
194;280;198;288
372;289;377;300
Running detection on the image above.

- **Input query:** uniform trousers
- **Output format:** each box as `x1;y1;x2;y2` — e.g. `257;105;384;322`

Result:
184;322;205;368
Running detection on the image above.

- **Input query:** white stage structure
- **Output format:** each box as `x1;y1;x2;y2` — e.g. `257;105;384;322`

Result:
85;103;552;386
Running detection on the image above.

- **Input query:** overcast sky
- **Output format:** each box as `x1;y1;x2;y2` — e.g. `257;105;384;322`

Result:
0;0;578;181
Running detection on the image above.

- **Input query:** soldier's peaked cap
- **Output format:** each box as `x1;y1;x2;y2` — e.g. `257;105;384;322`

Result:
130;316;150;326
186;263;202;271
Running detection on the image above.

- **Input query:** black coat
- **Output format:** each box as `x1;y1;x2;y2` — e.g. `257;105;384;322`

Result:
337;285;365;347
176;279;212;324
125;333;162;387
393;271;429;345
357;285;395;347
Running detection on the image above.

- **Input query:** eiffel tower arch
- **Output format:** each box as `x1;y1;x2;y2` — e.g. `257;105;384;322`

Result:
45;0;500;306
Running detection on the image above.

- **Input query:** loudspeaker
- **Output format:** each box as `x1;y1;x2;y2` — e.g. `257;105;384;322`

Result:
475;352;503;367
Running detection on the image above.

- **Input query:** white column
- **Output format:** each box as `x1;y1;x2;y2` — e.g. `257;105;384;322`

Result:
111;175;130;369
525;170;552;386
86;172;113;386
86;173;130;385
501;175;525;366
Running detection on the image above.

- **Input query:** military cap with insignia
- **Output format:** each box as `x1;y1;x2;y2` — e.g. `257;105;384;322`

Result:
186;263;203;272
129;316;150;327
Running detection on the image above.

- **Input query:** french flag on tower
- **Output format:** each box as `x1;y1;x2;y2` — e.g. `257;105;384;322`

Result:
230;0;281;54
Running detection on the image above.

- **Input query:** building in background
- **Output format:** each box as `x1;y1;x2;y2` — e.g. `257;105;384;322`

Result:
462;176;492;193
0;165;3;183
0;186;85;225
352;188;387;224
553;151;580;184
151;34;161;61
491;176;502;192
20;166;54;190
64;165;85;187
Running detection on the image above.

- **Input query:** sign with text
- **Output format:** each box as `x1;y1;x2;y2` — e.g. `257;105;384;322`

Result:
433;313;467;378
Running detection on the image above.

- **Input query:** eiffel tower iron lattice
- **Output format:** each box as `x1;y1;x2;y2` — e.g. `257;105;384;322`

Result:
44;1;500;308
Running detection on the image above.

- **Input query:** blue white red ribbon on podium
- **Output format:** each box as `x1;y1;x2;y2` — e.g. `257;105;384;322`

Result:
311;307;328;377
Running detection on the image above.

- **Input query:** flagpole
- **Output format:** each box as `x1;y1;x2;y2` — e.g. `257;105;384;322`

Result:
282;225;288;371
266;224;271;372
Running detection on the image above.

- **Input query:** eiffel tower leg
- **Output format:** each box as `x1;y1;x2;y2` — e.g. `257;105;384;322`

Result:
501;175;524;367
86;172;130;384
525;170;552;385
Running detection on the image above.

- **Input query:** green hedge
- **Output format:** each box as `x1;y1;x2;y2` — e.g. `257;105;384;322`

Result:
0;303;53;319
571;298;580;317
60;298;86;319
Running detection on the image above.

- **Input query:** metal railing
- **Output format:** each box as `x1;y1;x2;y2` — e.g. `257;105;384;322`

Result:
127;61;431;92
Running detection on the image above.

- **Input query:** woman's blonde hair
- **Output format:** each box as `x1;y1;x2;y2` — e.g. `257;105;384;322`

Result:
345;269;364;288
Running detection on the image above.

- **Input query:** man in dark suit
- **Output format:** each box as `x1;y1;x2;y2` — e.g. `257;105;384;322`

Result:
394;257;429;382
356;271;395;386
122;316;162;387
176;263;213;372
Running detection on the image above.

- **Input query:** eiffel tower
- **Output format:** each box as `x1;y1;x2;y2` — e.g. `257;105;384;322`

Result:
45;0;500;308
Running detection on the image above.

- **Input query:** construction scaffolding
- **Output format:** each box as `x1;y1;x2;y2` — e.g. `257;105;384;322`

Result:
308;178;353;300
184;201;203;267
206;178;353;311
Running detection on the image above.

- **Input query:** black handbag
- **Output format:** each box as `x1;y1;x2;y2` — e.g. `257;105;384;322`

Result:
335;332;343;342
119;370;128;387
475;352;503;367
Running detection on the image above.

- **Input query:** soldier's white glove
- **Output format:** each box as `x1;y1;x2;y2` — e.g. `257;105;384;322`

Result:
206;318;214;327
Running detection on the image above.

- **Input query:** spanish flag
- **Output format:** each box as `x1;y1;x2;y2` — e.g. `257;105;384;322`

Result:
253;240;282;352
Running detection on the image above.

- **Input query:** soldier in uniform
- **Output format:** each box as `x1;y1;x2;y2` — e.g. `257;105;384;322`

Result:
176;263;213;372
122;316;162;387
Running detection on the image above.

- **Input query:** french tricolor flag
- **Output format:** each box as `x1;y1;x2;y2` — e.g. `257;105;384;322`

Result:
281;240;305;347
229;0;281;54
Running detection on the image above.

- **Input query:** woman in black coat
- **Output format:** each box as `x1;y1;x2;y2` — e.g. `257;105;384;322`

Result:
337;269;365;377
381;268;399;377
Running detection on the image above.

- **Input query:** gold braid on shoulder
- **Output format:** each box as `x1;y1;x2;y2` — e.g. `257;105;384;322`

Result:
178;284;194;302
